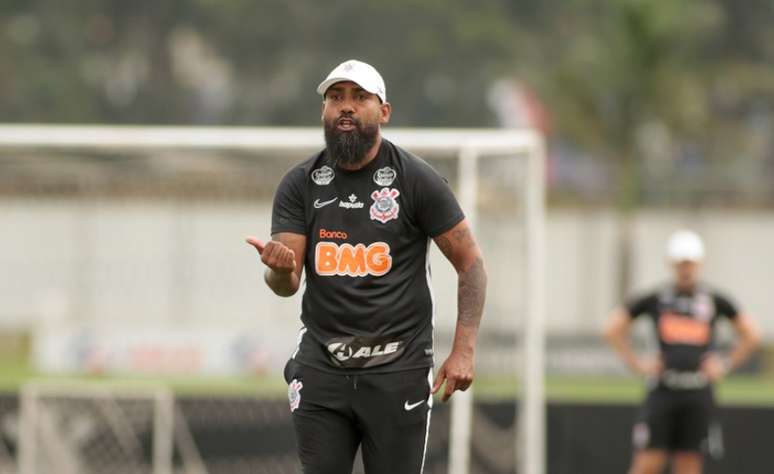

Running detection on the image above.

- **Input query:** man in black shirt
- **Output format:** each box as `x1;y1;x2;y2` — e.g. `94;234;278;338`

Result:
605;230;760;474
246;59;487;473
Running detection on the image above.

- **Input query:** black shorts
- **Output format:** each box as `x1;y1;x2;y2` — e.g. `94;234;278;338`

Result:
284;359;433;474
633;386;717;453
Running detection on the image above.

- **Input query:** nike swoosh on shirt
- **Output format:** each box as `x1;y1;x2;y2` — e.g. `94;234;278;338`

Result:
404;400;425;411
313;197;338;208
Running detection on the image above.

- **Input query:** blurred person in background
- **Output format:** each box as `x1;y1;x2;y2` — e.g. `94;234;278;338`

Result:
246;59;487;473
604;230;760;474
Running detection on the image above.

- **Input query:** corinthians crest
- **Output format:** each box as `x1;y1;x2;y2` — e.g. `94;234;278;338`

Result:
288;379;303;412
370;188;400;223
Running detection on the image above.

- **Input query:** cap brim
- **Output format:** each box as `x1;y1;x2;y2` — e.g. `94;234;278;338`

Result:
668;255;704;262
316;77;380;97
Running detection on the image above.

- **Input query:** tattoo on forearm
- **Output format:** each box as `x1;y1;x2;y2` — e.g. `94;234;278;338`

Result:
451;226;475;250
435;234;453;257
458;256;486;327
435;227;476;261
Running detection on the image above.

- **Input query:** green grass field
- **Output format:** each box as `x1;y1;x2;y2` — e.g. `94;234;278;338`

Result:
3;358;774;405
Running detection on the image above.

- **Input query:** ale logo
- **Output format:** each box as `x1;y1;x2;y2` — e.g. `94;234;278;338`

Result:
327;341;400;362
315;241;392;277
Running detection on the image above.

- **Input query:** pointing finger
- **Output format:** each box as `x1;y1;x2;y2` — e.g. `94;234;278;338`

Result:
246;236;265;254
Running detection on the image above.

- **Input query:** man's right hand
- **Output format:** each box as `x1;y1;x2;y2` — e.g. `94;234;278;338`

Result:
246;236;296;274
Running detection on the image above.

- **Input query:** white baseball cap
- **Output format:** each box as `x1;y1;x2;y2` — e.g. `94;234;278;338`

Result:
317;59;387;103
667;230;705;262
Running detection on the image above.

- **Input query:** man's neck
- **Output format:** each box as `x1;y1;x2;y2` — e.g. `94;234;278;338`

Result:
675;281;697;293
337;135;382;171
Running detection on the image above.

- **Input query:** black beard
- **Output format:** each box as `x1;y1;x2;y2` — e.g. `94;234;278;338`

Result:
324;116;379;167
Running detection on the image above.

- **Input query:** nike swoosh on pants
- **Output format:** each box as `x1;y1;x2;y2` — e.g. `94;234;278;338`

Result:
404;400;425;411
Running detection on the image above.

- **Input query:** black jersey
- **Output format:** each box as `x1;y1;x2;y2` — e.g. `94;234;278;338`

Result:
271;139;465;373
626;284;740;372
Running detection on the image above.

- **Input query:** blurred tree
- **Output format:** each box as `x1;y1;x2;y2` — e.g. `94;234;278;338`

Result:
1;0;772;208
529;0;722;205
512;0;774;294
0;0;520;126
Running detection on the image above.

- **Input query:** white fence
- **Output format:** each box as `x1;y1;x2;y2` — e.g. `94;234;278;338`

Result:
2;201;772;341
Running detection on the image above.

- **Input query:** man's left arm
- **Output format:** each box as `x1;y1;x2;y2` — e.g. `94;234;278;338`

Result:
703;313;761;381
431;218;487;402
725;315;761;372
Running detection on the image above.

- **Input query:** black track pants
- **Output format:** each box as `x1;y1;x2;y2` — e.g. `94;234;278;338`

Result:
284;360;433;474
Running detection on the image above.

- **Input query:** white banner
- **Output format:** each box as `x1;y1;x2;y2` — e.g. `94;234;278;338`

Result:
33;323;290;376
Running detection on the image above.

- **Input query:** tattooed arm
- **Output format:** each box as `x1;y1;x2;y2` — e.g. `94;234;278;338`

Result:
431;218;487;401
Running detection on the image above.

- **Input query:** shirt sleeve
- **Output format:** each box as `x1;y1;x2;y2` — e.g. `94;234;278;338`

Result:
625;292;658;319
713;292;741;320
271;166;306;235
412;160;465;237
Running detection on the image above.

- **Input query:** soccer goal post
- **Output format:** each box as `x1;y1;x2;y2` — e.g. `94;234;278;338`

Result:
18;381;209;474
0;125;546;474
19;382;176;474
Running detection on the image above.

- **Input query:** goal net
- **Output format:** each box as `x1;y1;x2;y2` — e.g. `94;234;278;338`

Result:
18;382;206;474
0;125;545;474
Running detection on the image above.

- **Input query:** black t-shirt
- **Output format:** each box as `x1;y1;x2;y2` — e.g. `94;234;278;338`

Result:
626;284;740;372
271;139;465;373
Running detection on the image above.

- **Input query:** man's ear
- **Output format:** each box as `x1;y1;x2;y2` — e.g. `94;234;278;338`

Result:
320;101;325;121
380;102;392;125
